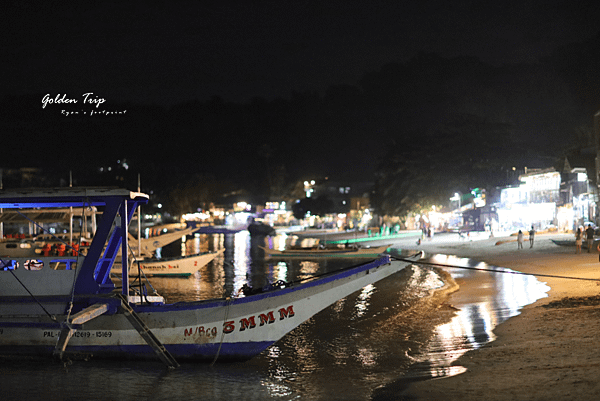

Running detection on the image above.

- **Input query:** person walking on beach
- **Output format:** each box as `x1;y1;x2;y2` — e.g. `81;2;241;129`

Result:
528;226;535;248
575;227;583;253
517;230;524;249
586;224;595;253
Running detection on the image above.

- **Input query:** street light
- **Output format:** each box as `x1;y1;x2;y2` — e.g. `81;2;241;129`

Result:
304;180;314;198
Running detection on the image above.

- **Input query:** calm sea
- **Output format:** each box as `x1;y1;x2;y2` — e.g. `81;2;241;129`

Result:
0;231;549;401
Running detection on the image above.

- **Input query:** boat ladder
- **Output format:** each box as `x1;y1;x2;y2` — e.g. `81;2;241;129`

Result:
117;294;180;368
54;302;110;360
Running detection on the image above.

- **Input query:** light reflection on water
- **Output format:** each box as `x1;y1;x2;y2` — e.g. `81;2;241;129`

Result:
232;230;251;293
158;234;549;399
0;232;550;400
355;284;375;318
390;252;550;384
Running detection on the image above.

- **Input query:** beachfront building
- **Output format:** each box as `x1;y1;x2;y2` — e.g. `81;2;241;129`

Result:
559;161;596;231
258;201;298;227
496;168;561;232
555;110;600;230
495;163;598;232
450;188;498;233
260;179;375;230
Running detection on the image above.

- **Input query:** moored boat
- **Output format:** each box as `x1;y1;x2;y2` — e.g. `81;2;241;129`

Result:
260;243;391;259
0;188;420;366
128;226;198;258
113;249;225;277
247;219;276;236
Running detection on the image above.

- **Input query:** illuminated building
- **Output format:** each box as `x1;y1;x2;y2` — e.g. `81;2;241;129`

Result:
496;163;597;232
497;169;560;231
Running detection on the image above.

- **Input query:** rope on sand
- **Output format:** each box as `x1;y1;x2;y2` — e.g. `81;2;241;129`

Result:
392;257;600;283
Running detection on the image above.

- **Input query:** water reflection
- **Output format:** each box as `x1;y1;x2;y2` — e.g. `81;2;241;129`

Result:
156;231;360;302
298;260;320;281
140;233;549;399
398;252;550;381
0;231;552;401
272;262;288;283
233;230;251;293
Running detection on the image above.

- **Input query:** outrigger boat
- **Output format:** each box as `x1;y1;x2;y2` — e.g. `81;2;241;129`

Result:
0;188;420;367
260;243;392;259
128;225;197;258
112;249;225;277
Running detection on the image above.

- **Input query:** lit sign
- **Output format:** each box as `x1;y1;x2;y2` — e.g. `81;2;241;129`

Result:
521;172;560;191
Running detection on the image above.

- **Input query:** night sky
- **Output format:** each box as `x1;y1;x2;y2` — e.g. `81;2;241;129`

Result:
6;1;599;104
3;1;600;195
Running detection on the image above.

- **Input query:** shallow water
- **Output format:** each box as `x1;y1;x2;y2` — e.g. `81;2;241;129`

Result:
389;253;549;378
0;231;549;400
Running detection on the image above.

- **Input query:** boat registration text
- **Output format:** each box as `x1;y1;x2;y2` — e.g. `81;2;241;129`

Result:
184;305;296;337
42;331;112;338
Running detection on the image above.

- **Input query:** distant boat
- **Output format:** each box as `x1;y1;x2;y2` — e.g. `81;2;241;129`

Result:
247;220;276;236
0;188;419;366
112;249;225;277
128;226;198;258
193;225;244;235
260;243;391;259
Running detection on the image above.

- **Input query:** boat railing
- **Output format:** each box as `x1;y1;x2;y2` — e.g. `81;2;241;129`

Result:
1;256;81;271
0;256;82;297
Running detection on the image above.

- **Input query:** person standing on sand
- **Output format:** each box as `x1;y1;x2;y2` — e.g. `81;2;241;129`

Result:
575;227;583;253
517;230;524;249
586;224;595;253
528;226;535;248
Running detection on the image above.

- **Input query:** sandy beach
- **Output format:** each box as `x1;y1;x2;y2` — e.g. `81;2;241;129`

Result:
382;231;600;400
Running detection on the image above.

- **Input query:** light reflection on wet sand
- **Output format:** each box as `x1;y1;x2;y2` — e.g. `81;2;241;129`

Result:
375;251;550;395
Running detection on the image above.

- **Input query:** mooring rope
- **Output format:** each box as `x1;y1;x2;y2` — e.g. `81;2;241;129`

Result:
65;199;90;323
3;200;96;324
210;296;234;367
393;256;600;282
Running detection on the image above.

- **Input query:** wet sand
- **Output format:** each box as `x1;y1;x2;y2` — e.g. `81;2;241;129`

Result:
386;231;600;400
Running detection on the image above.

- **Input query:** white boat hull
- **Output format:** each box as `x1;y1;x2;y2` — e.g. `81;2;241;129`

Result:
130;226;197;257
261;244;391;259
0;255;417;361
113;249;224;277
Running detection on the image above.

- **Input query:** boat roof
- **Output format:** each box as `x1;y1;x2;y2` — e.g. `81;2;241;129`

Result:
0;187;149;209
0;207;98;223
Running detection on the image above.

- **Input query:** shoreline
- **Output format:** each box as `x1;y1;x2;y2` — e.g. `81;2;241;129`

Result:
386;231;600;400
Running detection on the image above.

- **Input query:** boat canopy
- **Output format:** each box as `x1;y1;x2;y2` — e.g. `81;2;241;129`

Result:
0;187;148;209
0;207;99;224
0;187;149;296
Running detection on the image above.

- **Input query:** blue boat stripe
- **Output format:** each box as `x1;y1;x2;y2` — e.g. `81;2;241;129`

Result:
0;341;275;362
